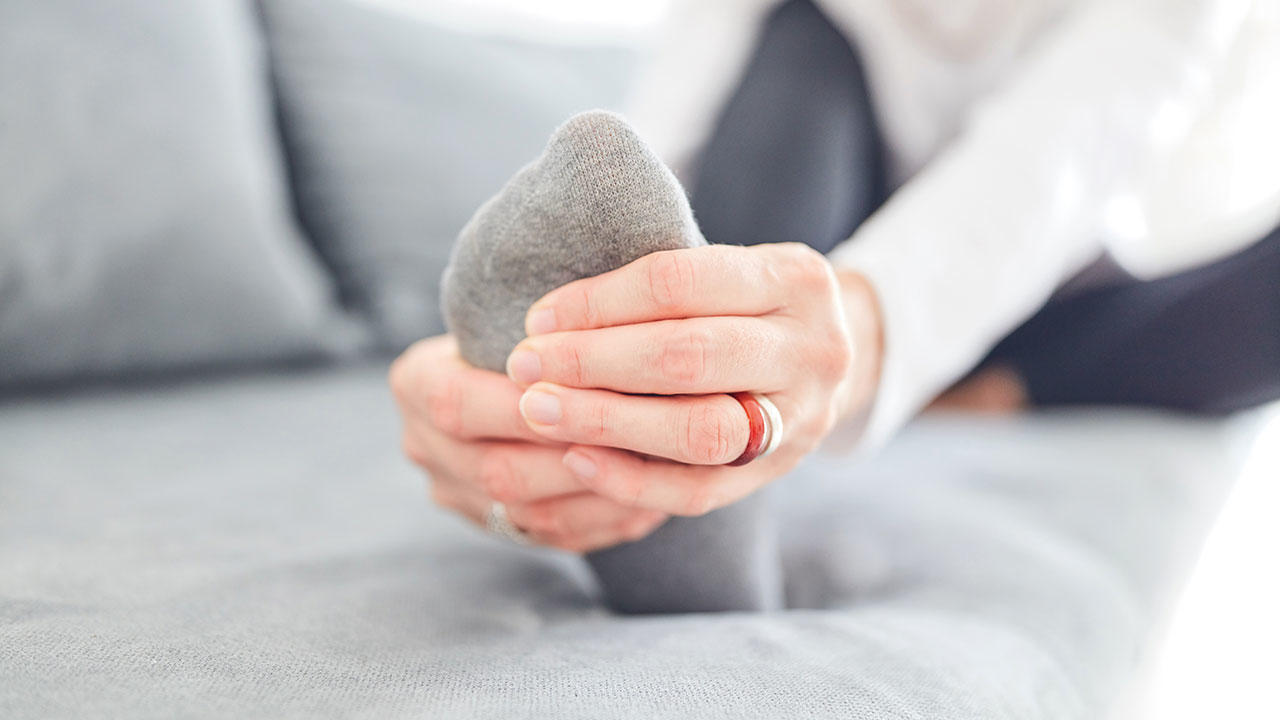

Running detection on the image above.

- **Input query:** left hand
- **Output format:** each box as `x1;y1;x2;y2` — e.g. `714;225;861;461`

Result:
503;242;883;517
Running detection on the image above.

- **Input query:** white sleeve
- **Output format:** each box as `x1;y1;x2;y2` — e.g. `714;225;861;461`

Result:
827;0;1251;453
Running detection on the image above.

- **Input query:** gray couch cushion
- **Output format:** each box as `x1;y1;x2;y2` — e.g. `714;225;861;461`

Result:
0;0;352;389
258;0;636;349
0;365;1238;718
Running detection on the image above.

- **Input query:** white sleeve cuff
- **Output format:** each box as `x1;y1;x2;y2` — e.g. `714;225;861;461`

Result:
822;235;917;456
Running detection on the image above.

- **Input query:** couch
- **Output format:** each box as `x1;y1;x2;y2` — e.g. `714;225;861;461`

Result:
0;1;1245;717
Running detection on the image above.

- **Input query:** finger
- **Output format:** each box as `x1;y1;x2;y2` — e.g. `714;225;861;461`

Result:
391;336;546;443
422;364;552;443
411;433;585;504
537;511;669;553
507;493;667;539
518;383;750;465
430;482;666;552
523;243;831;335
507;316;792;394
559;445;766;516
427;477;486;524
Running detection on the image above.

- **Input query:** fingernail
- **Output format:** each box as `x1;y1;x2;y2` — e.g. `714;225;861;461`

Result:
562;451;597;480
506;349;541;385
520;389;561;425
526;307;557;336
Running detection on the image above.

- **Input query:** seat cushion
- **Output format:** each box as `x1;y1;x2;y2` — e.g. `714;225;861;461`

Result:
0;364;1241;718
0;0;353;390
258;0;636;349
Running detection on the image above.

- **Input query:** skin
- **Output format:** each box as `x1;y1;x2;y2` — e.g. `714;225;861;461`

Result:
390;243;884;552
928;365;1028;414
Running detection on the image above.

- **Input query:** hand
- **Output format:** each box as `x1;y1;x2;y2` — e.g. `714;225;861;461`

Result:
503;242;883;517
389;335;668;552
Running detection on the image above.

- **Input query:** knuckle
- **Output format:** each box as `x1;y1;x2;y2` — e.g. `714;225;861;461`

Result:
545;505;576;535
681;483;719;517
387;354;411;399
611;469;646;508
818;404;842;435
659;330;711;386
388;338;439;401
574;285;601;329
427;481;453;509
682;402;744;464
581;399;611;444
788;244;834;289
645;251;697;310
425;378;463;437
551;341;589;387
544;506;571;534
822;331;856;380
515;504;559;534
477;451;518;503
760;253;788;290
623;515;658;541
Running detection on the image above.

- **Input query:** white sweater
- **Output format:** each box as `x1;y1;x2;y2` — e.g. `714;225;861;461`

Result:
628;0;1280;451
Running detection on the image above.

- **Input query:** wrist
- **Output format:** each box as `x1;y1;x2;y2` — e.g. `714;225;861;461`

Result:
834;268;884;423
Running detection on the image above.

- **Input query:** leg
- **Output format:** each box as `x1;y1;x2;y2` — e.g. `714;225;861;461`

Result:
986;226;1280;413
691;0;885;254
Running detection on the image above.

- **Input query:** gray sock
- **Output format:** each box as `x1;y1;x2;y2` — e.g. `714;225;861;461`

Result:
441;110;783;613
442;110;705;373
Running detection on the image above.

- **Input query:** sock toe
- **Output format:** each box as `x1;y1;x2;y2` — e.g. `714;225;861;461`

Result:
443;110;703;372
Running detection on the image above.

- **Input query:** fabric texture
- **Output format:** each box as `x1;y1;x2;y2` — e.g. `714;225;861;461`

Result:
258;0;636;350
0;365;1239;718
0;0;351;389
441;110;781;614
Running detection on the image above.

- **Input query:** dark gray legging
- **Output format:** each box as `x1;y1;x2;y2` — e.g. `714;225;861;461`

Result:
983;232;1280;413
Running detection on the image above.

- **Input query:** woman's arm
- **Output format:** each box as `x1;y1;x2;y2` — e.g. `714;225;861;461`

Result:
828;0;1251;450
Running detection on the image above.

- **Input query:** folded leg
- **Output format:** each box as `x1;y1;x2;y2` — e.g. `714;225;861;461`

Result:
986;226;1280;414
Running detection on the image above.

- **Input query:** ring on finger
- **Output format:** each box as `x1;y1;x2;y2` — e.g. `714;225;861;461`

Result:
727;392;784;466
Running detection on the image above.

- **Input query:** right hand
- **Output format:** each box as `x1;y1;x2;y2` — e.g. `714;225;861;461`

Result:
389;334;669;553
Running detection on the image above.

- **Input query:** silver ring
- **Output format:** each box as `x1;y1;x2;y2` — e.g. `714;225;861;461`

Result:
485;502;530;545
753;393;785;459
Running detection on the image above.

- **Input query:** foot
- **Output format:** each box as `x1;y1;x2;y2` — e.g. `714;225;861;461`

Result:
928;366;1029;414
442;111;782;614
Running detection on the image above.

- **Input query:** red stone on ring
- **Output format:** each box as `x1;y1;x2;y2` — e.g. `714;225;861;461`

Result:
728;392;768;466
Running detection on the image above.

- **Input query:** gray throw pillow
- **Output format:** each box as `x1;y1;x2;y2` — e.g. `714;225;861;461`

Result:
0;0;354;389
258;0;636;350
